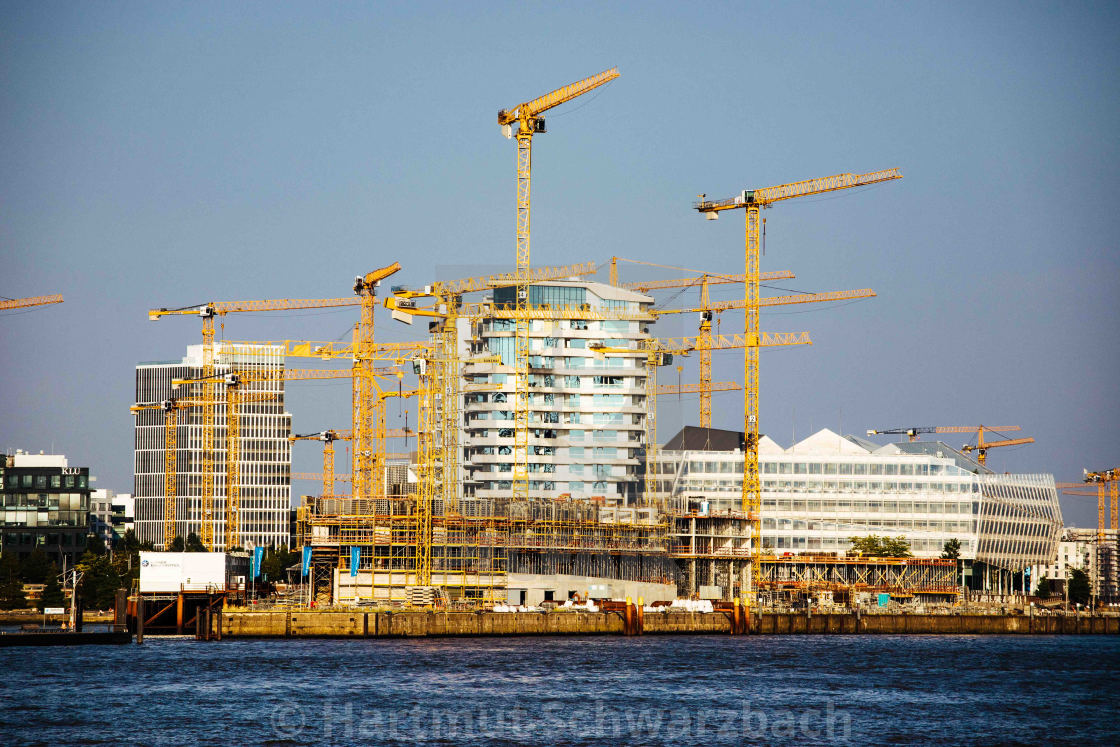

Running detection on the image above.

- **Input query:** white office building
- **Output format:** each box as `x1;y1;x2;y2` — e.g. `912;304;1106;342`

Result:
459;280;654;507
656;427;1062;581
133;344;291;550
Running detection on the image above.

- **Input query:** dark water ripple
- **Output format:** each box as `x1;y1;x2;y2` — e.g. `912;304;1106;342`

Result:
2;634;1118;745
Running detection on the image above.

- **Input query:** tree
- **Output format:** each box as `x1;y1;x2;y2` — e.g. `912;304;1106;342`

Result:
185;532;206;552
122;528;140;553
38;564;65;611
77;552;122;610
20;547;50;583
0;551;27;610
86;534;107;556
849;535;912;558
1033;575;1050;599
882;536;913;558
168;535;185;552
1068;568;1092;606
261;545;284;582
940;539;961;560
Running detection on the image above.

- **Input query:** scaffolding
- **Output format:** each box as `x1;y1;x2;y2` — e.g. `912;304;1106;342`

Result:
305;496;671;605
665;510;958;603
757;555;959;607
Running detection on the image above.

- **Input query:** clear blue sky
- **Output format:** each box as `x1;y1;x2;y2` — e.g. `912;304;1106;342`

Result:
2;2;1117;526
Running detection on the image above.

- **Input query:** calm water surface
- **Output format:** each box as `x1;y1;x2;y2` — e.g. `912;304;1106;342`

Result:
2;634;1118;745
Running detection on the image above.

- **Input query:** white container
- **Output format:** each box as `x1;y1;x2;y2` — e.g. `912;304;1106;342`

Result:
139;552;227;593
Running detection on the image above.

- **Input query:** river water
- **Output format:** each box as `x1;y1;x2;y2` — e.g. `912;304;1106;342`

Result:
2;634;1118;745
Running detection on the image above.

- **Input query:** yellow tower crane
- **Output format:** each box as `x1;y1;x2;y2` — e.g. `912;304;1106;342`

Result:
290;431;346;498
131;397;191;549
131;388;277;548
290;428;414;495
1083;469;1119;541
866;425;1034;467
957;426;1035;467
1059;470;1119;604
352;263;402;502
695;168;902;607
0;294;63;311
498;67;620;502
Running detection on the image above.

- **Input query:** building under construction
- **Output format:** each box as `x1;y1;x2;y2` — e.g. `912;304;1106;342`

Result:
298;495;677;606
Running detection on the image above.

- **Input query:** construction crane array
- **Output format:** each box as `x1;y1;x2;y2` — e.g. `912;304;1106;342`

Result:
131;71;922;614
149;295;375;549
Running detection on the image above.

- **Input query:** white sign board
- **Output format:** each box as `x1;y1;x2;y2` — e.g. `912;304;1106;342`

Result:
43;607;65;615
139;552;226;593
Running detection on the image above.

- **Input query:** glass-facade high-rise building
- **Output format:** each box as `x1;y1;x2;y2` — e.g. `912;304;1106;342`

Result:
0;452;91;567
459;280;654;508
133;344;291;550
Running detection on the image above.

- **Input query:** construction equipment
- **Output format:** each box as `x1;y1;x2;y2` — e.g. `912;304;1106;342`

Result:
352;263;402;503
591;332;812;502
131;398;188;548
150;296;370;549
656;382;739;397
290;431;345;498
608;256;796;291
958;428;1035;467
655;287;875;427
1084;469;1119;540
0;294;63;311
219;335;430;523
867;425;1022;442
866;425;1034;467
498;67;620;503
1060;470;1120;606
384;261;609;517
168;365;353;548
131;389;276;547
695;168;903;608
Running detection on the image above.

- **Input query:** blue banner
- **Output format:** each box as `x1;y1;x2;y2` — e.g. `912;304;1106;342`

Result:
301;546;312;577
253;546;265;579
350;546;360;578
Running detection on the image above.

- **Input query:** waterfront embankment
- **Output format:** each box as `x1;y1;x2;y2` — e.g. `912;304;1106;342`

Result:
212;609;1120;638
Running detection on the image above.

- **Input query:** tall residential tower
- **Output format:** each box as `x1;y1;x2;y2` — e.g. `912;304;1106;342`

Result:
458;280;654;510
